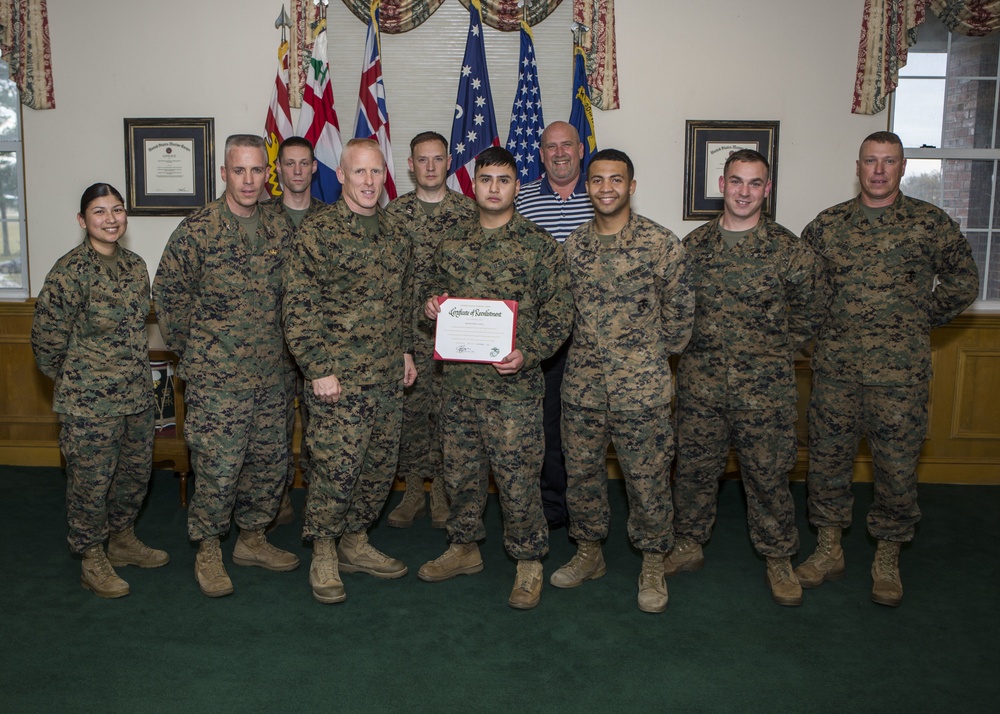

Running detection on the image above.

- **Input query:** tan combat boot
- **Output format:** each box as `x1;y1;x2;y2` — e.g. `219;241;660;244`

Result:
233;529;300;571
338;531;408;579
310;538;346;604
871;540;903;607
195;537;233;598
550;540;606;588
508;560;543;610
81;544;130;599
387;475;427;528
637;552;669;613
766;557;803;607
429;477;449;529
794;526;845;588
108;524;169;568
417;543;484;582
663;536;705;576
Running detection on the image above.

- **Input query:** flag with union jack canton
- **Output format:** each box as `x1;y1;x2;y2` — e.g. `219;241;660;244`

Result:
446;0;499;198
295;23;343;204
507;22;544;183
263;37;294;199
353;4;397;205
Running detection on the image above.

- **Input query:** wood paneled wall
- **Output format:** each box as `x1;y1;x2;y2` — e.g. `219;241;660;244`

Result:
2;301;998;484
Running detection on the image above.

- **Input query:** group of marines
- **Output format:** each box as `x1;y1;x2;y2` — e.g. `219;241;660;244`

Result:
84;121;984;612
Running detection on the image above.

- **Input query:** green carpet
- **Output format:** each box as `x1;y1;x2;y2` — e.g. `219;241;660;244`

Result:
1;465;997;713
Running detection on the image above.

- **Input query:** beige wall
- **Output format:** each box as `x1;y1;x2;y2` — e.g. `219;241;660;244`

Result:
22;0;884;294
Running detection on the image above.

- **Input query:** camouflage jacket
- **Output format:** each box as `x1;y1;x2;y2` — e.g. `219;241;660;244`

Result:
562;212;693;411
429;212;573;401
152;197;292;390
803;193;979;385
282;199;414;390
260;196;326;230
32;242;153;417
387;190;476;362
679;215;823;410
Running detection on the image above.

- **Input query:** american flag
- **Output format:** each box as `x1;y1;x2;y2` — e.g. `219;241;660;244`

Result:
506;22;544;183
353;5;396;204
295;23;343;204
262;38;294;199
446;0;499;198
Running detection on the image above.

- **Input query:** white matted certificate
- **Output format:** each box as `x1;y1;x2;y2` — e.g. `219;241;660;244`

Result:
433;297;518;363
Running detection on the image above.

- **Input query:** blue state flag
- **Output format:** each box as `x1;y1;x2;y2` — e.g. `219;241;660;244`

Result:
569;46;598;174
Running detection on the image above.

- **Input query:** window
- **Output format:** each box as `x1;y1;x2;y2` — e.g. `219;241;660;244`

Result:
0;57;26;296
892;14;1000;304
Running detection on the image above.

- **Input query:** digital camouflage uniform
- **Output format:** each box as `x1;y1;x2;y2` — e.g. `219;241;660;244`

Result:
802;194;978;541
282;200;413;540
386;190;476;487
153;197;292;541
263;197;327;487
561;212;693;553
32;242;155;554
675;215;824;558
430;213;572;560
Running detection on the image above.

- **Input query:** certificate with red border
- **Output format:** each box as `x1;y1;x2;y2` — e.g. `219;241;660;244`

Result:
433;297;518;363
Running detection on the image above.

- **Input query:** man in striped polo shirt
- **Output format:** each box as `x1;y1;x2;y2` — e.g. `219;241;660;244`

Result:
515;121;595;529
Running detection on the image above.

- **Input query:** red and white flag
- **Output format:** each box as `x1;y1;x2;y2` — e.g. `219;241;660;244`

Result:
263;38;294;199
295;23;344;203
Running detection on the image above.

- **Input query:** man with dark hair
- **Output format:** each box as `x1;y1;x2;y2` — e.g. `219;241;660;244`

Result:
385;131;475;529
264;136;323;529
666;148;824;607
283;138;417;604
418;147;572;610
552;148;693;613
154;134;301;598
796;131;978;606
515;121;596;531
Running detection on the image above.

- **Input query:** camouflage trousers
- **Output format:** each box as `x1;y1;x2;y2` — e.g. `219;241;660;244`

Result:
807;373;927;541
561;402;674;553
184;382;287;541
302;383;402;540
60;407;155;554
440;391;548;560
284;371;310;486
674;396;799;558
396;351;443;483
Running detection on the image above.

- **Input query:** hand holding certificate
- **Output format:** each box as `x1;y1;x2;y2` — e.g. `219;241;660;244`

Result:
431;296;518;363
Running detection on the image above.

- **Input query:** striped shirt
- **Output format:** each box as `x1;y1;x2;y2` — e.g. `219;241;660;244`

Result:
516;174;594;242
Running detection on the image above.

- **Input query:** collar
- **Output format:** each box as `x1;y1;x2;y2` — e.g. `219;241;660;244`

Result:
540;172;587;198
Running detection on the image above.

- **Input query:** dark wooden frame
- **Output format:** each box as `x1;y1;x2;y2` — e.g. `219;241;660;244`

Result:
124;117;215;216
683;120;779;220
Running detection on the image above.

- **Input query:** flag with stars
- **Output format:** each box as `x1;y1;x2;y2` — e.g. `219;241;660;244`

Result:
353;4;397;205
569;46;598;175
446;0;499;198
506;21;544;183
263;37;294;199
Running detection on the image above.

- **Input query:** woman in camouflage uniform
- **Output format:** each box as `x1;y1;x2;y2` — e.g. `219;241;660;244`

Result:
32;183;168;599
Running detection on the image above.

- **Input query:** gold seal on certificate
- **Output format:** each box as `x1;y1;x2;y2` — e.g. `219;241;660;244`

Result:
433;297;518;363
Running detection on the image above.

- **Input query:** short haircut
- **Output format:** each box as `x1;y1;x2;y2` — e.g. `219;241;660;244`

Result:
278;136;314;162
724;149;770;180
341;137;382;166
588;148;634;181
475;146;517;174
79;183;124;216
410;131;448;154
224;134;267;161
862;131;904;150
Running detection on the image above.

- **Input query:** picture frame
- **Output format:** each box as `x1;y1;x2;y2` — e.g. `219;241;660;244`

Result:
124;118;215;216
683;120;779;221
